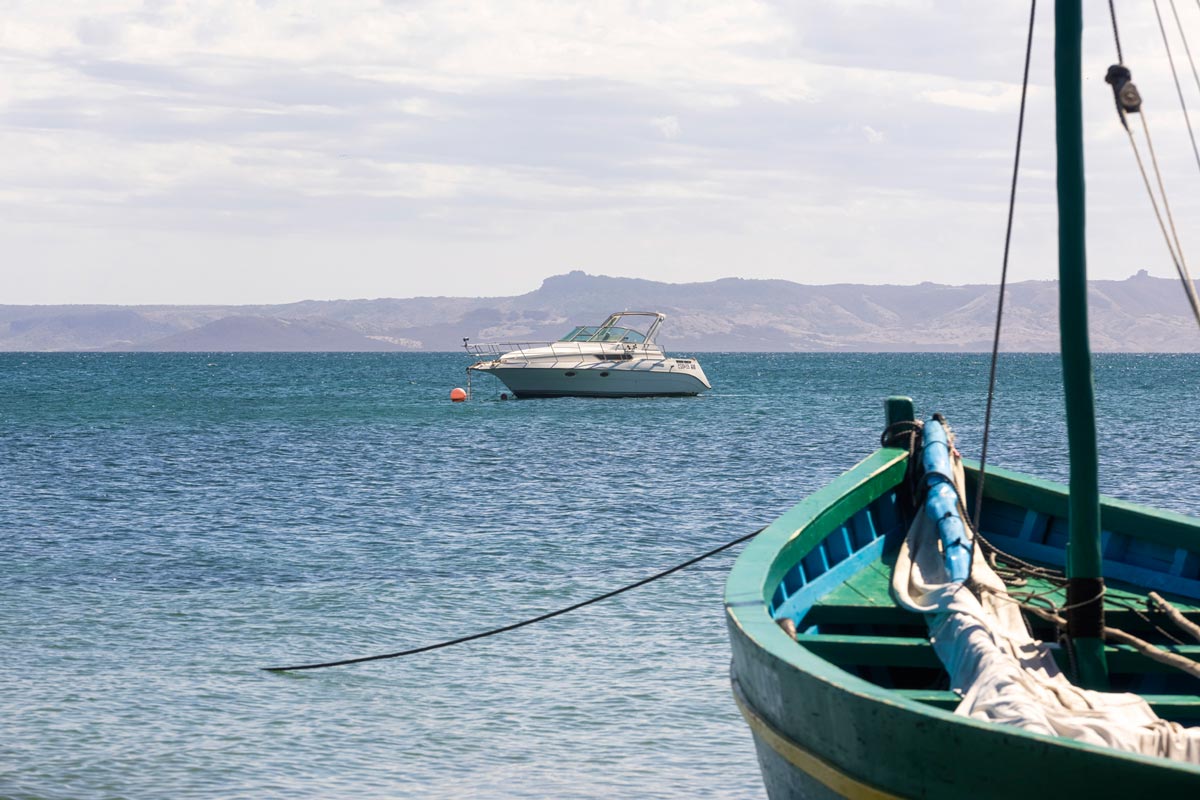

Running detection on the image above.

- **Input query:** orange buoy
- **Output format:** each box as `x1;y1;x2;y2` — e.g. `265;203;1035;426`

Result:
450;387;467;402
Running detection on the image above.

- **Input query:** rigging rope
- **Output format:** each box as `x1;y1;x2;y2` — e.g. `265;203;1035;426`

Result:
1137;112;1196;303
1153;0;1200;172
1134;109;1200;325
938;421;1195;674
975;522;1191;647
1108;0;1125;65
962;471;1200;679
1106;2;1200;329
263;525;765;672
1169;0;1200;100
974;0;1037;531
997;592;1200;681
1150;591;1200;643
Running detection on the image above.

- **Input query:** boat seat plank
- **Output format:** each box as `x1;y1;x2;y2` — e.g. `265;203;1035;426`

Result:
803;603;917;626
1010;571;1200;613
1006;571;1200;634
811;570;890;607
807;557;896;605
795;632;1200;676
892;689;1200;719
1140;696;1200;719
1107;643;1200;673
795;634;940;668
892;689;960;709
803;561;920;626
803;548;1200;631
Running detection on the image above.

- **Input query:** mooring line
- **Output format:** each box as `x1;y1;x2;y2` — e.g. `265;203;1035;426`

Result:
263;526;766;672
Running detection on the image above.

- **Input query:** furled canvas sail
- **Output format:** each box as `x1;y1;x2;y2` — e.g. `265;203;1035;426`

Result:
892;444;1200;762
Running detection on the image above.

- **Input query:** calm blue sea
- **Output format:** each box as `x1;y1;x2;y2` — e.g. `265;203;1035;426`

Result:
3;352;1199;799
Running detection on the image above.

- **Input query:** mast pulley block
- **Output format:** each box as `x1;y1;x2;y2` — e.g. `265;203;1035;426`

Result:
1105;65;1142;123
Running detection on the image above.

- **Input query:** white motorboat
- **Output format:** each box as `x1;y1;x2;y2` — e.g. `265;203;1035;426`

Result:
464;311;711;398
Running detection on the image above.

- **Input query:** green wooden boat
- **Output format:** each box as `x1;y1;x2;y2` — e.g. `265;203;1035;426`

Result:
724;4;1200;797
725;441;1200;798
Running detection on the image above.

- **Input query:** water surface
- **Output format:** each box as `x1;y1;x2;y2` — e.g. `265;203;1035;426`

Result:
3;352;1198;798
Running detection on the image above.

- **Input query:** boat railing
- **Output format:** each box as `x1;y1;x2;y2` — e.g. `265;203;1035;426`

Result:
464;341;553;357
464;340;665;358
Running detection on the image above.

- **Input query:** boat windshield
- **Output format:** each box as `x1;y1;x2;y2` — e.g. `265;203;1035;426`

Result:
558;325;647;343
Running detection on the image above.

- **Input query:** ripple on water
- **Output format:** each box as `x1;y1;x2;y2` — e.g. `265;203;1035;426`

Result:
1;352;1198;798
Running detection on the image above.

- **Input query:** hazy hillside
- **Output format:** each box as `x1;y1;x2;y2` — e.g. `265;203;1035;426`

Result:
2;270;1198;352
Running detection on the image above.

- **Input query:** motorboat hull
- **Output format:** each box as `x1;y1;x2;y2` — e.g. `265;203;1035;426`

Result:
464;310;710;398
472;357;711;398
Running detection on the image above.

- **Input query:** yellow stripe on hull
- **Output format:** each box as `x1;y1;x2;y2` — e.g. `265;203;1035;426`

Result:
731;680;903;800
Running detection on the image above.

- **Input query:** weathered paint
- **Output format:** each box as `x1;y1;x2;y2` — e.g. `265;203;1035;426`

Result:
731;679;902;800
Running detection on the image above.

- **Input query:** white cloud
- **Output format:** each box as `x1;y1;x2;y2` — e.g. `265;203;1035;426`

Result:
652;115;682;139
919;84;1028;113
0;0;1197;302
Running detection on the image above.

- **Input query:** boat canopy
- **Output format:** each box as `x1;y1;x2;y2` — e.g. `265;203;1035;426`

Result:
559;325;647;343
557;312;665;345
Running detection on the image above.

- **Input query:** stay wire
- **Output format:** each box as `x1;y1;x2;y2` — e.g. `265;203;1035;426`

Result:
263;525;766;672
1109;1;1200;329
1137;111;1200;325
1169;0;1200;100
974;0;1036;531
1119;122;1181;272
1153;0;1200;172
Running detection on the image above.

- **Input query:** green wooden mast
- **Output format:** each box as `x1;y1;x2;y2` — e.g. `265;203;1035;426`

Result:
1055;0;1108;689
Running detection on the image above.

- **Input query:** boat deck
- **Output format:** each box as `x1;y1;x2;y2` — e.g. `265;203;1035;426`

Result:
799;551;1200;724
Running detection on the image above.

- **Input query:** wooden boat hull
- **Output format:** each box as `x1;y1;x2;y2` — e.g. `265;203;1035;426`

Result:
725;449;1200;798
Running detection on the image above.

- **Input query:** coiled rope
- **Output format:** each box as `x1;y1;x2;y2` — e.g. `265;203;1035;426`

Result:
264;526;765;672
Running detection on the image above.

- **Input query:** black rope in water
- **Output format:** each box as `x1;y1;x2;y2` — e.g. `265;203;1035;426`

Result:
974;0;1036;531
263;526;766;672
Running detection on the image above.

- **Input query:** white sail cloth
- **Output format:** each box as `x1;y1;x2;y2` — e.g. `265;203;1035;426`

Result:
890;456;1200;763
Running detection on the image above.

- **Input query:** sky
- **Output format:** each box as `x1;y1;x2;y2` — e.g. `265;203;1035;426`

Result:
2;0;1199;304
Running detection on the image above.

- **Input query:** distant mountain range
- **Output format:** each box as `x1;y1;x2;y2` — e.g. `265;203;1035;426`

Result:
3;270;1198;352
